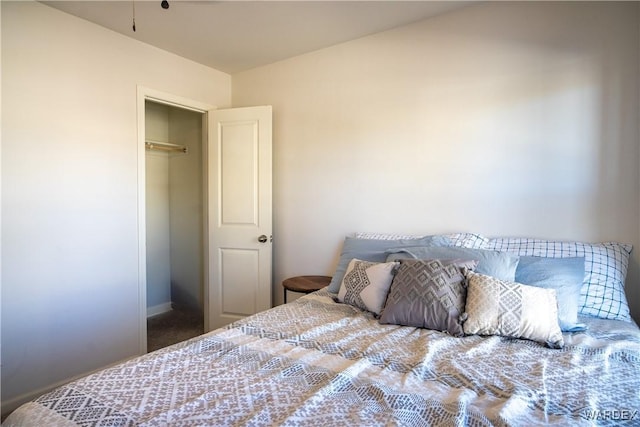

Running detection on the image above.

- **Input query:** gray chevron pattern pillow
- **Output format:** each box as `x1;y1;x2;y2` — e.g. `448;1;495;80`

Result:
379;259;477;336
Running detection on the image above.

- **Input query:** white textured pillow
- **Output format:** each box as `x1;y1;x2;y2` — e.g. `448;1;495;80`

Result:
338;259;398;315
463;270;564;348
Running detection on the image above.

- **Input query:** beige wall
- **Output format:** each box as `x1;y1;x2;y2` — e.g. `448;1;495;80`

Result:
232;2;640;317
1;0;229;411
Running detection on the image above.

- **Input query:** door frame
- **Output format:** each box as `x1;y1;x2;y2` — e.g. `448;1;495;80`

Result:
136;86;215;354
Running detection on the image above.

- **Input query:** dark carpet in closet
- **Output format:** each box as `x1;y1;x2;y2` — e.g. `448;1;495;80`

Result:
147;307;204;353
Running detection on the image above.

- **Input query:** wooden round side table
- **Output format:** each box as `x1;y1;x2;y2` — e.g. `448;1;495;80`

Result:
282;275;331;303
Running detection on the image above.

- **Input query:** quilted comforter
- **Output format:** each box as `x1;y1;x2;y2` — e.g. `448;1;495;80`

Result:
4;290;640;426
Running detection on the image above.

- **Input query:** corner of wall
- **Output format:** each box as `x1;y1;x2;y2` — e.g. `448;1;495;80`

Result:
0;0;4;412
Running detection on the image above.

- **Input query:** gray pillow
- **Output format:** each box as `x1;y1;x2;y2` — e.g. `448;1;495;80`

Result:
379;259;478;337
327;235;451;293
386;246;519;282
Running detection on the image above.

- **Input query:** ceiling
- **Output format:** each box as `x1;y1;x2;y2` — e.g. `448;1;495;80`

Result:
42;1;472;74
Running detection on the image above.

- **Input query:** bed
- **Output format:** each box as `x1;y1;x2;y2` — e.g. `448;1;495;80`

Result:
4;233;640;426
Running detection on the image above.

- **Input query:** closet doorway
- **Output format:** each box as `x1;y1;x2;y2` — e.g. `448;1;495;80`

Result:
144;100;205;352
137;86;273;356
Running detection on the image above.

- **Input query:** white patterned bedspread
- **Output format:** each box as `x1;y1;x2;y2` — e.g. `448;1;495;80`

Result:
5;290;640;426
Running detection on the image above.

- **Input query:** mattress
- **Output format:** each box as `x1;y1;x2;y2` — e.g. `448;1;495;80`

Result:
4;290;640;426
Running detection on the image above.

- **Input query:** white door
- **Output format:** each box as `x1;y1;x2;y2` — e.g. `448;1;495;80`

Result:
207;106;272;330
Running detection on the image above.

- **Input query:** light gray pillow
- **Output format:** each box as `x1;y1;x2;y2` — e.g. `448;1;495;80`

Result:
327;235;451;293
379;259;478;337
515;256;586;332
386;246;519;282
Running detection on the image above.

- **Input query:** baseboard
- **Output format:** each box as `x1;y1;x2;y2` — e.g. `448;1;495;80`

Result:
147;302;172;318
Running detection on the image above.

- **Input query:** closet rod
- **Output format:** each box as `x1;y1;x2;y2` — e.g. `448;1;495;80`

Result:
145;140;188;154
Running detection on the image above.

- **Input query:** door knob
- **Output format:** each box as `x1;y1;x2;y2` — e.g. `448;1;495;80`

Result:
258;235;268;243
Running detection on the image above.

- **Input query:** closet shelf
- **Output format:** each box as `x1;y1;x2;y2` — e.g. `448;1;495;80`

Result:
145;139;188;154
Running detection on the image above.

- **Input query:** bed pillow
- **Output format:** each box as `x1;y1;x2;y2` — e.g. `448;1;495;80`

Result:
327;235;450;293
386;246;519;282
379;259;478;336
515;256;586;332
484;237;632;322
337;259;398;315
355;232;488;249
463;270;564;349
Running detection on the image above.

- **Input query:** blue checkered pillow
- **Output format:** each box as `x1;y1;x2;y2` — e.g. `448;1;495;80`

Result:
483;237;632;322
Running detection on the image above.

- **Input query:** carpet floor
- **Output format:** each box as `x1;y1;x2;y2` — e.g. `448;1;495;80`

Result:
147;307;204;353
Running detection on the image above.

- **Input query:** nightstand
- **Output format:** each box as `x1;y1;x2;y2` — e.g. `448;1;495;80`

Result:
282;275;331;303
